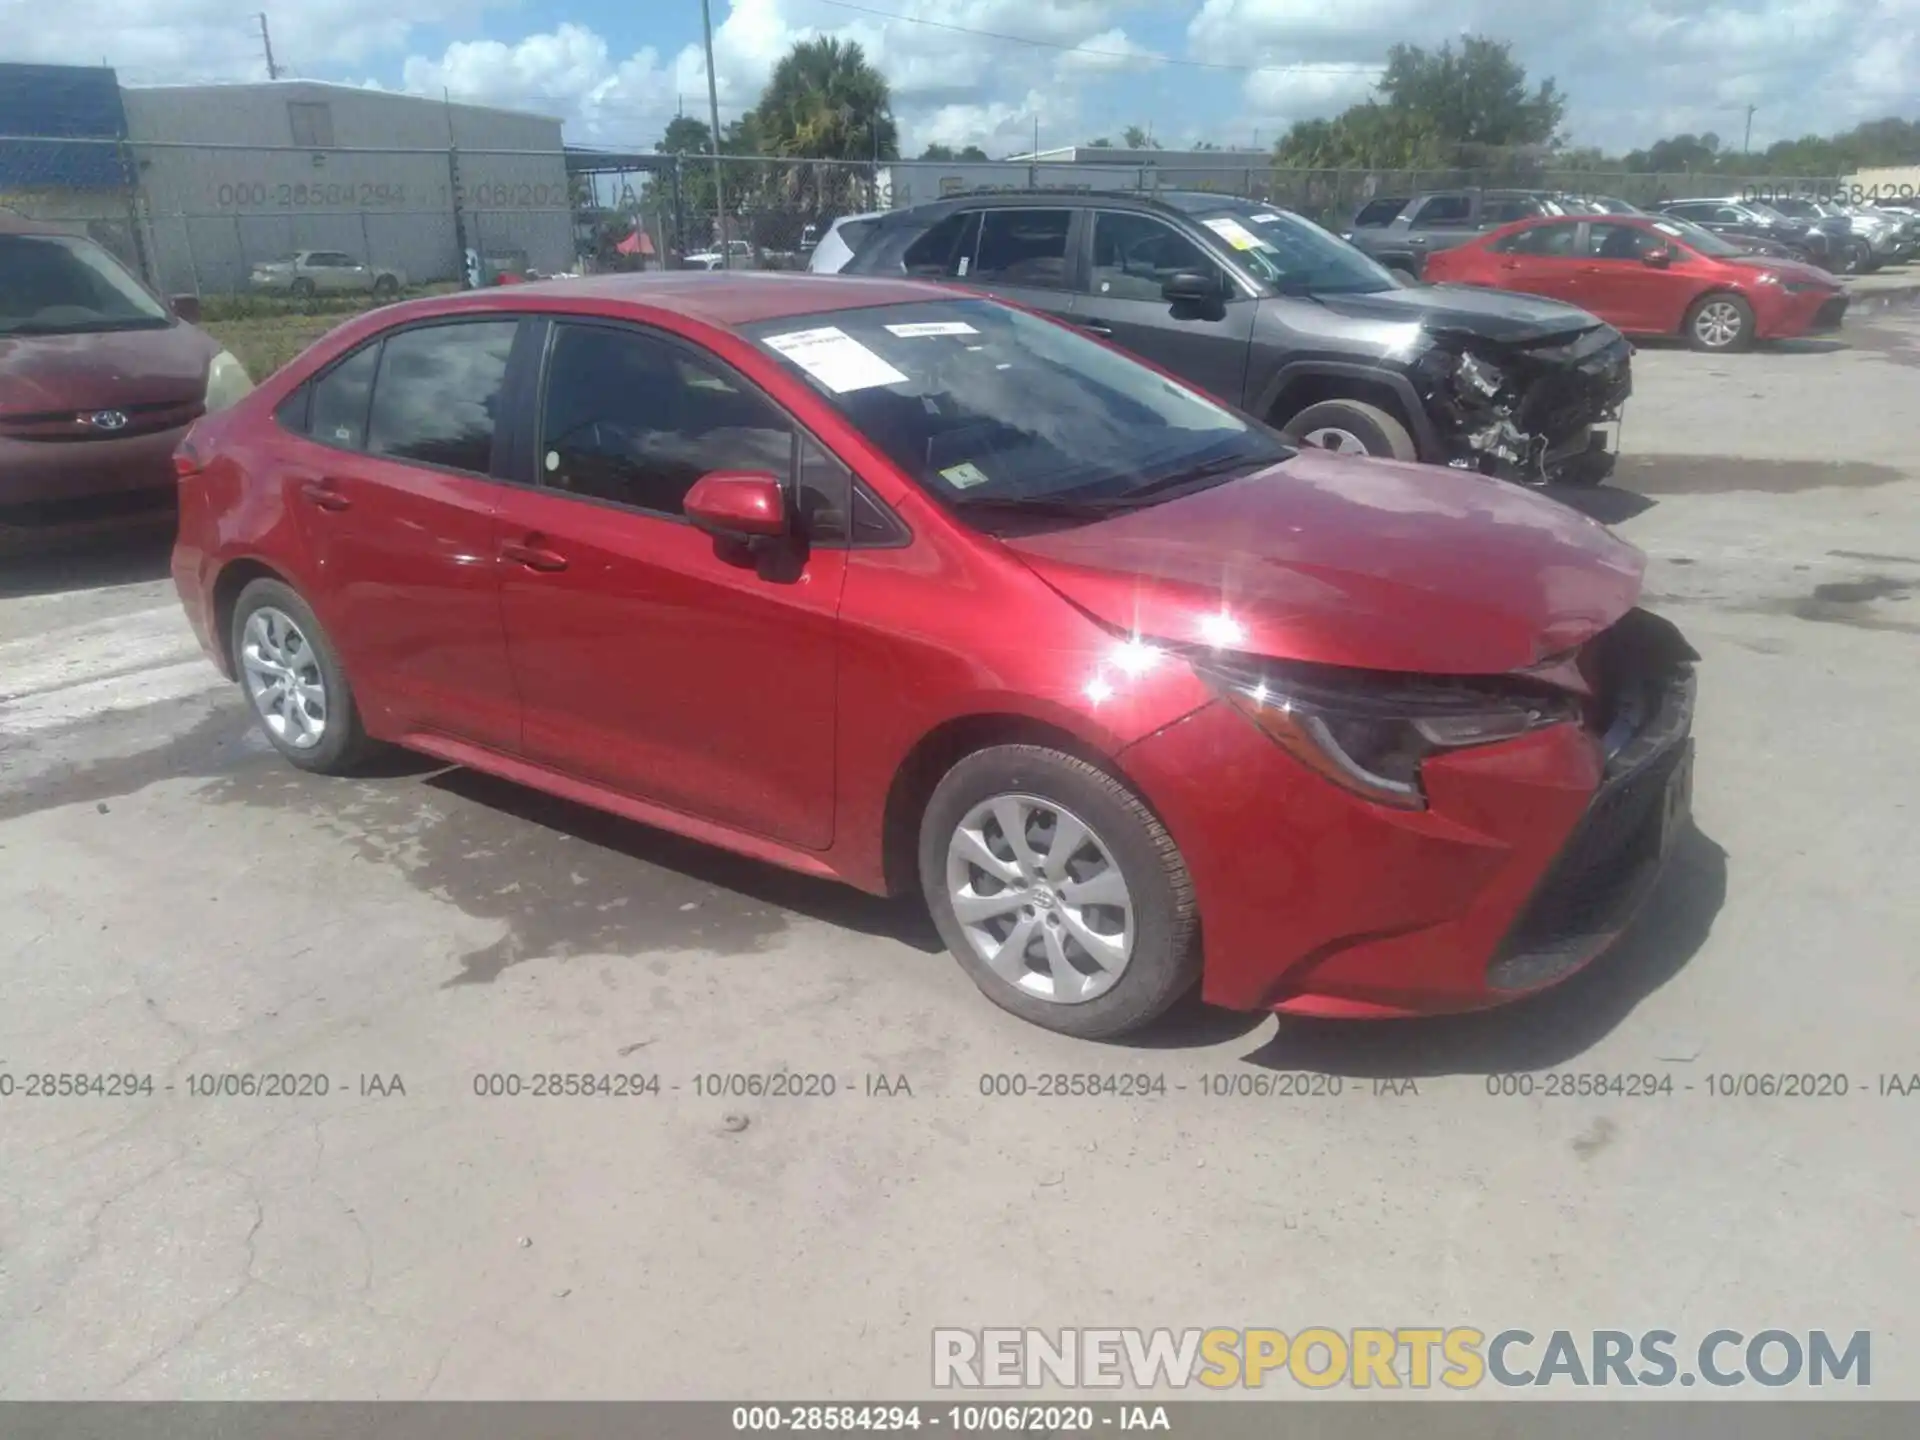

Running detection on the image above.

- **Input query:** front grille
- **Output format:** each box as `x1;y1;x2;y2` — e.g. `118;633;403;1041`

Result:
1488;617;1695;992
1811;296;1849;330
0;398;202;443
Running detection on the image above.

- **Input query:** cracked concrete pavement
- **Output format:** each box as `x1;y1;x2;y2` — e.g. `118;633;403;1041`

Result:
1;304;1917;1399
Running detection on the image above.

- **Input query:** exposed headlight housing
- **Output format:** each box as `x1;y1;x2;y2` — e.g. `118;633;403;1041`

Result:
204;349;254;414
1195;657;1578;809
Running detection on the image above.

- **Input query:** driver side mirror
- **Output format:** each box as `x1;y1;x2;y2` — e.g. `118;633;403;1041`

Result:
1161;270;1221;304
1642;246;1674;269
685;470;788;541
170;293;203;324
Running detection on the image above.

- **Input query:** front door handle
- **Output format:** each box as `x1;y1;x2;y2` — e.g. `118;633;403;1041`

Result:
500;538;569;572
1077;320;1114;336
299;479;350;511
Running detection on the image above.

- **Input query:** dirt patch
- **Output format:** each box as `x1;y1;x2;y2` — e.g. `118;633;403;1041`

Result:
1616;454;1906;496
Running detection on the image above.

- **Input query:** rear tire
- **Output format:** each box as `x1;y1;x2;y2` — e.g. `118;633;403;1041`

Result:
372;273;399;299
289;277;316;299
918;745;1200;1040
1280;398;1419;461
1684;292;1755;352
230;579;375;775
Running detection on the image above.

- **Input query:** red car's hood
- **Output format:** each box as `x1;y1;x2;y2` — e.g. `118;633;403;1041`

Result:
1719;254;1840;287
1000;450;1645;675
0;323;216;417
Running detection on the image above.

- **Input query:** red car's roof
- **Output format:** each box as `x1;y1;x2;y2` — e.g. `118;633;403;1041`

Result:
433;271;958;329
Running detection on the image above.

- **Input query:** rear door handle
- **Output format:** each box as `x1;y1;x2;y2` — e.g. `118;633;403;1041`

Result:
500;538;569;572
1077;320;1114;336
299;479;350;511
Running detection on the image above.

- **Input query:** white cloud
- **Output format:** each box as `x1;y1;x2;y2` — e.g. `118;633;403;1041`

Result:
1056;28;1159;76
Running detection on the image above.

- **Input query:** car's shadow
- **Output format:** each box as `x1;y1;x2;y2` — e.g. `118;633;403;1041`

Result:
1230;823;1728;1078
422;766;947;952
0;530;175;599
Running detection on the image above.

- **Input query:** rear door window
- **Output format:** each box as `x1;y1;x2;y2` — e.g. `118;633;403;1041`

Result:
366;321;517;475
1353;197;1408;227
306;343;381;449
1491;223;1580;256
971;209;1074;288
1410;195;1472;227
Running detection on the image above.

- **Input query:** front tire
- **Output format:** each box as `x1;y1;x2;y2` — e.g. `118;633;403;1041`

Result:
230;578;374;774
918;745;1199;1039
372;274;399;299
1684;292;1755;352
289;277;316;299
1280;398;1419;461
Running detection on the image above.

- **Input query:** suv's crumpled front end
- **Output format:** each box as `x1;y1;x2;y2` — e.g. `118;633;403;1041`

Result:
1415;322;1634;484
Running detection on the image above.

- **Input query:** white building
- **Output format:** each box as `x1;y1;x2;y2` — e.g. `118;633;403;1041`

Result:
123;81;574;292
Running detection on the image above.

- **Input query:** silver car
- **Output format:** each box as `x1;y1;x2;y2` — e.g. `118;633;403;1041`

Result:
249;250;406;299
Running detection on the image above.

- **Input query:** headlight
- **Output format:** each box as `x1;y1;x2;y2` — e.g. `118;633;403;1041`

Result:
1196;657;1577;809
203;349;254;414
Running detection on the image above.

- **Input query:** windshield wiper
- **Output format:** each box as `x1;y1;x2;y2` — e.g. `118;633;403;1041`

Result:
947;494;1120;516
1114;453;1274;504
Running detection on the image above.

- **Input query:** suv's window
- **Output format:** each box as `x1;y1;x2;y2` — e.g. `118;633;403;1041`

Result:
366;321;517;474
307;343;381;448
1713;206;1746;223
1089;212;1221;301
1483;197;1545;224
1352;197;1408;227
902;210;979;278
539;324;794;518
971;209;1073;288
1410;195;1471;226
1587;222;1662;260
1491;223;1579;256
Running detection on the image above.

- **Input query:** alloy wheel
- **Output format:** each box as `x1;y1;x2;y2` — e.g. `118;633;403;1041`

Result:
240;606;328;750
1693;301;1744;349
1301;426;1370;454
944;793;1135;1004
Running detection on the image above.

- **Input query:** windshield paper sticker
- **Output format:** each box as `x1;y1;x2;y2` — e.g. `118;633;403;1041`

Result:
1250;212;1284;224
885;321;979;337
762;326;908;392
1202;217;1264;251
939;461;992;490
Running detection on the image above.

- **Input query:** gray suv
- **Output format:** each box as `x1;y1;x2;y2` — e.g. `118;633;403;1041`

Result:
842;190;1632;485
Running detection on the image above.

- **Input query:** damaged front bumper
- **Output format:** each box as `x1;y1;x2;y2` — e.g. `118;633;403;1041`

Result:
1419;324;1635;485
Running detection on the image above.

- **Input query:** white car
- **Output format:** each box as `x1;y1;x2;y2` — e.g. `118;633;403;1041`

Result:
250;250;406;298
684;239;757;271
806;211;890;274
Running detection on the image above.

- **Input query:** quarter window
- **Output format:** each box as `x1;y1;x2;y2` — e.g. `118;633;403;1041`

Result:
1352;197;1408;226
538;324;793;518
366;321;516;475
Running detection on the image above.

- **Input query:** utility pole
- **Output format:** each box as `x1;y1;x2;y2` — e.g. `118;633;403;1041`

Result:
699;0;727;267
1743;105;1756;154
256;13;281;81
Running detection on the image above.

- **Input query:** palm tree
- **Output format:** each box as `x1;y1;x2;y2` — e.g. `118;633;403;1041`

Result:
752;37;899;217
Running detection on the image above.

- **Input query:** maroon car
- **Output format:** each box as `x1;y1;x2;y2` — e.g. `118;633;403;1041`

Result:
0;211;252;548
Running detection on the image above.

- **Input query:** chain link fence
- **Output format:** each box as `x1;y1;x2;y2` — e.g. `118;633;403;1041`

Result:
4;130;1849;288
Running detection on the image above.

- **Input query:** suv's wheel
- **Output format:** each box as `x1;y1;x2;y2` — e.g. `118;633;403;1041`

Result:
1280;398;1418;461
918;745;1199;1039
1684;292;1755;352
230;578;375;774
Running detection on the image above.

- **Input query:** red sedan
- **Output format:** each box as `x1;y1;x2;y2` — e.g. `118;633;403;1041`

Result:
1422;213;1846;352
172;274;1697;1038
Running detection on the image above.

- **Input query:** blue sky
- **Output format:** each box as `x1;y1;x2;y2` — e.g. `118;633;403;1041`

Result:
22;1;1920;160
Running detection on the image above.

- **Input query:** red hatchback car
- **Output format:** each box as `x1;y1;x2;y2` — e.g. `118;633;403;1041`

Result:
1422;213;1846;352
172;274;1698;1038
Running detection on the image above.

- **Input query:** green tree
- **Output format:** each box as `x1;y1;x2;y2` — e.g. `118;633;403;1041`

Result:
1377;37;1565;149
1086;137;1115;148
748;36;898;222
917;142;990;161
659;115;714;156
1122;125;1161;150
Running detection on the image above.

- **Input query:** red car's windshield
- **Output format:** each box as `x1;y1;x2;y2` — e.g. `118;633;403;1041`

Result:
0;233;171;336
745;299;1289;521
